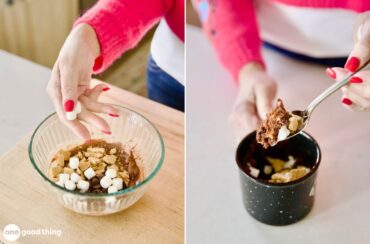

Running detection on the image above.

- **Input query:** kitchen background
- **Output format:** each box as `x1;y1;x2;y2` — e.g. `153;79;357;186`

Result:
0;0;154;97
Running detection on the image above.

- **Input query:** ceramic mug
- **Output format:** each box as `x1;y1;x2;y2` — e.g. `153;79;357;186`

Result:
236;131;321;225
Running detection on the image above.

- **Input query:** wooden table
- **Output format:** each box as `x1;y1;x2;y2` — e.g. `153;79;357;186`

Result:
0;51;184;244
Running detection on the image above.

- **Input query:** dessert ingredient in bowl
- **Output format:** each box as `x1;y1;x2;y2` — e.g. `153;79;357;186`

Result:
277;126;290;141
48;140;141;193
256;99;290;148
263;165;273;175
269;166;310;183
256;99;304;148
247;155;310;184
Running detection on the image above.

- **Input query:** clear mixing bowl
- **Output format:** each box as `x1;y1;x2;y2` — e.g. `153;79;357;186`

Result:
28;105;164;216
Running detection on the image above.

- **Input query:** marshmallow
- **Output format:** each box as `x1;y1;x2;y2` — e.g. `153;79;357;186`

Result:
75;101;82;114
65;180;76;191
58;173;70;184
249;167;260;178
100;176;113;189
84;167;96;180
263;165;273;175
66;111;77;121
105;168;117;178
69;157;79;169
284;155;296;169
55;181;64;187
108;185;118;194
112;178;123;190
277;126;290;141
70;173;81;183
77;180;90;192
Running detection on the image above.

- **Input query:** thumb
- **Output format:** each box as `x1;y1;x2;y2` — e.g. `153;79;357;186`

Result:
255;83;276;120
345;20;370;72
325;67;348;81
60;68;79;119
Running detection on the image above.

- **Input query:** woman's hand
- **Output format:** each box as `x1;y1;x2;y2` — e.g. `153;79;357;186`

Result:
326;11;370;111
47;23;119;141
229;62;277;141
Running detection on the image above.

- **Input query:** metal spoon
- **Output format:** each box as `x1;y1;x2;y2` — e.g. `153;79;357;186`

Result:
272;59;370;146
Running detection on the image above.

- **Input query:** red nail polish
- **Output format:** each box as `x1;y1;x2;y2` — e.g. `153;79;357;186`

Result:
102;87;110;92
342;98;353;105
326;67;336;79
350;77;363;83
101;130;112;135
64;100;75;112
108;113;120;117
345;57;360;72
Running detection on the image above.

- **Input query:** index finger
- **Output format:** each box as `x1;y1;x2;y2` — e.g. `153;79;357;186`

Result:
48;65;91;141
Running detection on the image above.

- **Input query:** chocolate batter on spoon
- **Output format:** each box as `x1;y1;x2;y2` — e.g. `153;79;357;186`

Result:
256;99;303;148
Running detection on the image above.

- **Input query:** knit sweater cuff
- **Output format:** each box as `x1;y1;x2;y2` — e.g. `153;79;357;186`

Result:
218;36;264;81
74;16;121;74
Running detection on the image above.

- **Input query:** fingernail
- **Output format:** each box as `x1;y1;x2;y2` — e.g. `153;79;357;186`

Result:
101;130;112;135
342;98;353;105
345;57;360;72
326;67;336;79
108;113;120;117
102;87;110;91
350;76;363;83
64;100;75;112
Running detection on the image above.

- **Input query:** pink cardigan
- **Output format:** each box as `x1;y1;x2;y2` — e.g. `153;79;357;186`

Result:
194;0;370;80
75;0;184;73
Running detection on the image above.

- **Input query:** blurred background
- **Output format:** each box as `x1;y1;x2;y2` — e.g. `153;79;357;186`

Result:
0;0;155;97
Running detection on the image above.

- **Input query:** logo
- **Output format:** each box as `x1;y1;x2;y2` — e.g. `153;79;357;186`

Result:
3;224;20;241
2;224;62;241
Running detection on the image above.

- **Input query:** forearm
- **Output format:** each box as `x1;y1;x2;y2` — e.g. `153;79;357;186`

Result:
193;0;264;80
68;24;100;60
74;0;174;73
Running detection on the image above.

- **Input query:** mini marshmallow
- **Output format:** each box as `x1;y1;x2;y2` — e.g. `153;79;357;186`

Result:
65;180;76;191
84;167;96;180
277;126;290;141
75;101;82;114
70;173;81;183
263;165;273;175
77;180;90;192
58;173;70;184
112;178;123;190
100;176;113;189
105;168;117;178
249;167;260;178
69;157;79;169
66;111;77;121
55;181;64;187
108;185;118;193
284;155;296;169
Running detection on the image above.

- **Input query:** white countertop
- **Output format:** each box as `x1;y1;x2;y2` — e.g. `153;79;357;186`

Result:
186;26;370;244
0;50;54;155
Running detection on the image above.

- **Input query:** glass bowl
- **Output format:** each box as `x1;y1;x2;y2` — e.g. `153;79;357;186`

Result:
28;105;164;216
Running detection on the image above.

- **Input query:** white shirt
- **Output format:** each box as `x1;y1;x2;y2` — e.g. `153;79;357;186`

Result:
256;0;359;57
151;20;185;85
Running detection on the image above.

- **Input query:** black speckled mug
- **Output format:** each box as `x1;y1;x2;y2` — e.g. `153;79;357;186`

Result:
236;131;321;226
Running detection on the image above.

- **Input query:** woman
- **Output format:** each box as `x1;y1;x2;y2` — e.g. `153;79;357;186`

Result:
193;0;370;140
47;0;184;141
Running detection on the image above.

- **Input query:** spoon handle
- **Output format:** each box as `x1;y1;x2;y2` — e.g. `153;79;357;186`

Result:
306;59;370;115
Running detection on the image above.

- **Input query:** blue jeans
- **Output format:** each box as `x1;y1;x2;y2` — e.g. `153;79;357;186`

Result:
264;42;347;67
146;55;184;112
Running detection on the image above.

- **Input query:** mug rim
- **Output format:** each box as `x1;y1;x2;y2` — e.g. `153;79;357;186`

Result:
236;131;321;187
